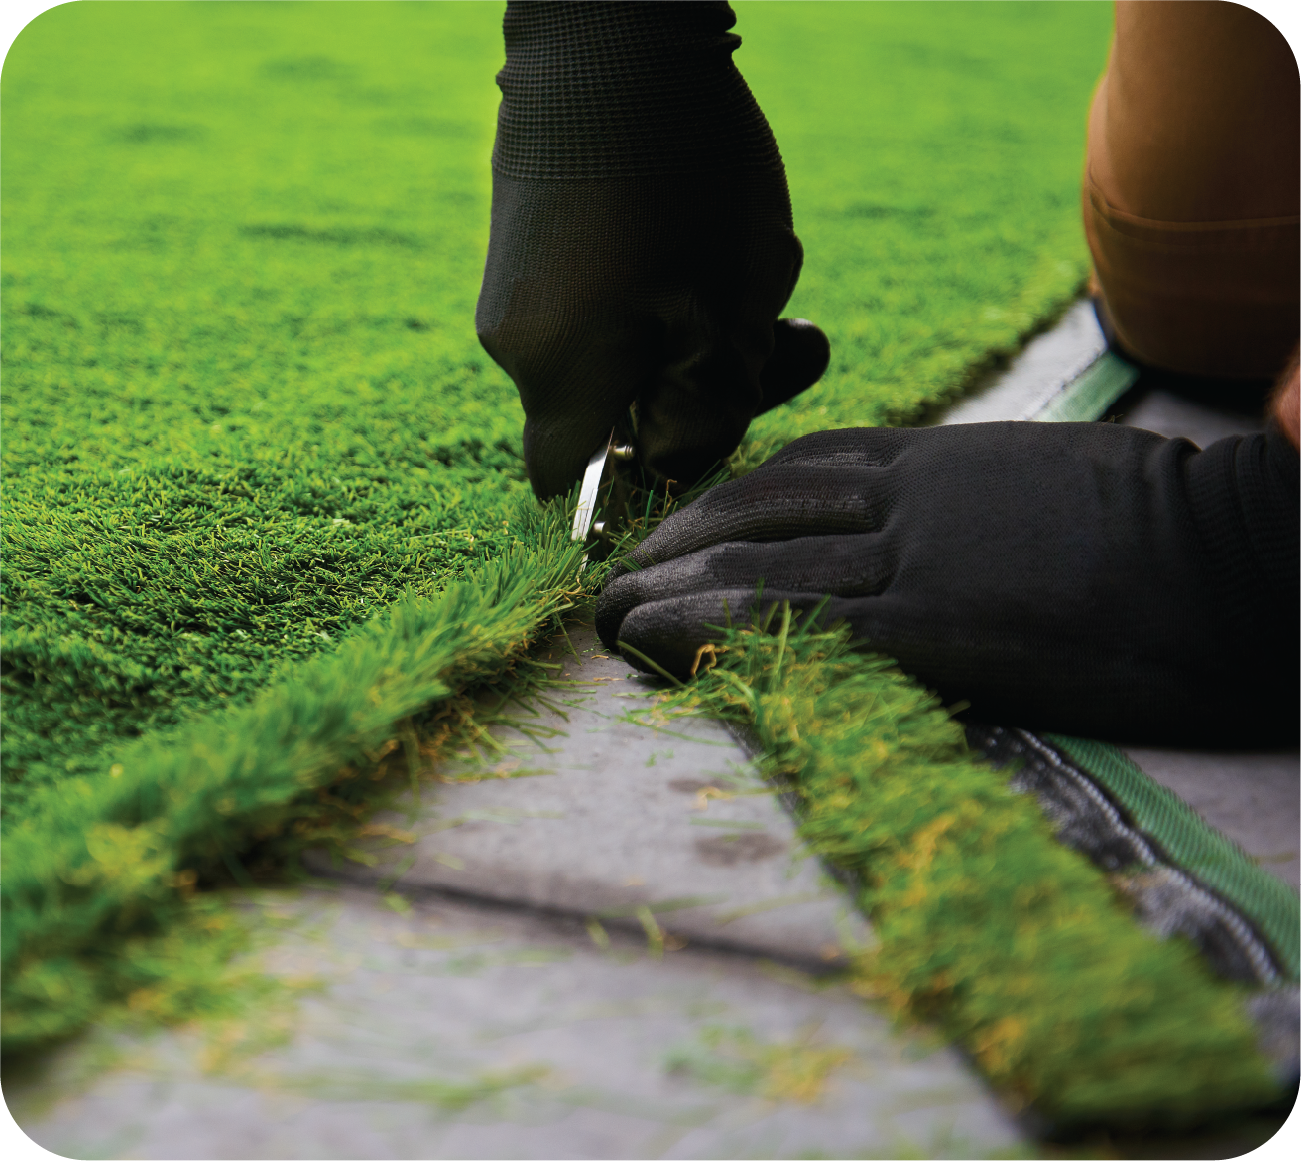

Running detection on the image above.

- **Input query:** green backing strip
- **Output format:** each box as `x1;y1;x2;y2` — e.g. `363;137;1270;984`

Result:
1037;349;1299;981
1048;735;1301;981
1034;349;1140;422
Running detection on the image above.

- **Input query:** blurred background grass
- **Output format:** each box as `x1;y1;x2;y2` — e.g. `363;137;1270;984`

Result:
1;1;1111;820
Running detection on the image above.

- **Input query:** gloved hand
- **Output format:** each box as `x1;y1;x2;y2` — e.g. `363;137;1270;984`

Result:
476;1;830;499
596;422;1300;744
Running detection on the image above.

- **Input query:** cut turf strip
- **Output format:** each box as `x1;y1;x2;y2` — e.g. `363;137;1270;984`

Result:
661;620;1282;1128
694;328;1296;1123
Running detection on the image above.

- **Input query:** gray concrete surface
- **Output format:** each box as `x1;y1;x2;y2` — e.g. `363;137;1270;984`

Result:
304;626;870;968
8;887;1023;1160
939;299;1107;425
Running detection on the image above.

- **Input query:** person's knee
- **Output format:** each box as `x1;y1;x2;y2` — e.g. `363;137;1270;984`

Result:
1083;1;1299;382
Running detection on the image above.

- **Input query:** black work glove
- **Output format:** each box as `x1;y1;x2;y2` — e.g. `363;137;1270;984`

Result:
476;1;830;499
596;422;1300;745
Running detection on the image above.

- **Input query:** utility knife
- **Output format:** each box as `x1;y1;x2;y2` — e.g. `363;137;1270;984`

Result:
571;427;636;562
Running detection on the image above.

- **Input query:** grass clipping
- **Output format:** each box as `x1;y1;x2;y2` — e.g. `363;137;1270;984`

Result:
1;503;586;1055
658;608;1279;1127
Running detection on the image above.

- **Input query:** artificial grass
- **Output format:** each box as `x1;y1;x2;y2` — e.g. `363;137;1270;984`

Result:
660;615;1280;1127
2;0;526;818
2;0;1109;811
0;0;1148;1073
2;501;590;1052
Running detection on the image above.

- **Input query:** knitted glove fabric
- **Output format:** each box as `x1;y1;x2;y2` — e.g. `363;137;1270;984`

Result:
596;422;1300;745
476;1;828;499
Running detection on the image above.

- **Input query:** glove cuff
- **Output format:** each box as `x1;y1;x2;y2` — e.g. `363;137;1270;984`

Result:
1185;422;1300;677
493;1;783;180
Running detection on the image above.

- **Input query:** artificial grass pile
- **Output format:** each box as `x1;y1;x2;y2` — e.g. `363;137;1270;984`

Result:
2;0;1110;807
2;502;589;1052
2;2;1122;1058
2;0;526;818
661;614;1281;1126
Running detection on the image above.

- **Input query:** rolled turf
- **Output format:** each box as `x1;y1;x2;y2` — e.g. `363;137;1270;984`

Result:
11;2;1273;1124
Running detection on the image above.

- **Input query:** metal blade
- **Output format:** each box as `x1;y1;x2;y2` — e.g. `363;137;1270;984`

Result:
571;429;614;543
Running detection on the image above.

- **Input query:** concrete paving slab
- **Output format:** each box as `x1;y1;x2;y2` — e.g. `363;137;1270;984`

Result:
7;886;1025;1160
305;626;869;969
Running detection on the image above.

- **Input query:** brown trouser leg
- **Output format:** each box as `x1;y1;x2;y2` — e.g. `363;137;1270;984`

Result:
1084;1;1299;380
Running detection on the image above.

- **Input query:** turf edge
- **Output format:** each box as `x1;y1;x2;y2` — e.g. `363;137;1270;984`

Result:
0;500;589;1055
651;608;1280;1129
4;500;1282;1128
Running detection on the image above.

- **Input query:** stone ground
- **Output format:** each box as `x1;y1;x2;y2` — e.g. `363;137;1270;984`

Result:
303;624;874;967
5;886;1022;1161
6;302;1298;1159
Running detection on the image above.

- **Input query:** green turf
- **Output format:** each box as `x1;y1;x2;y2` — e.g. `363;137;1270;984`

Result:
3;501;593;1051
741;0;1111;441
1;1;1109;811
2;0;1124;1061
2;0;524;818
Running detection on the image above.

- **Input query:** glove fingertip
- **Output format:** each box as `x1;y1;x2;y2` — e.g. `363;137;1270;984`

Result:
613;607;701;682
